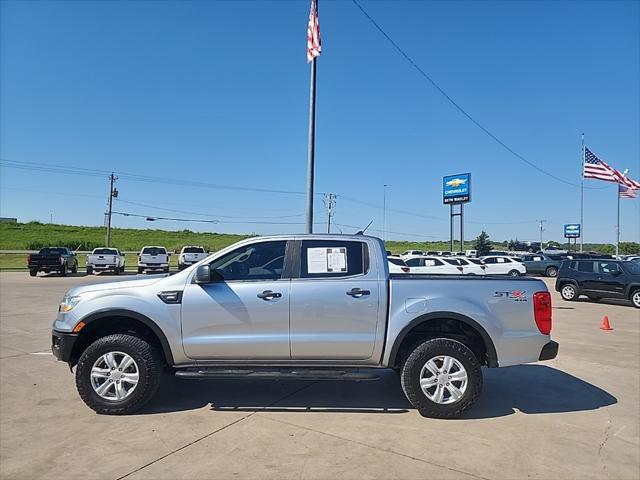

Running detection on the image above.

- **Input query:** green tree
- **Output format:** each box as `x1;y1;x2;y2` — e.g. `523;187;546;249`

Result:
474;231;492;257
620;242;640;255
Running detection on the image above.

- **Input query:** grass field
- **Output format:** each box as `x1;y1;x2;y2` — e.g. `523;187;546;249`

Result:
0;222;250;251
0;221;632;270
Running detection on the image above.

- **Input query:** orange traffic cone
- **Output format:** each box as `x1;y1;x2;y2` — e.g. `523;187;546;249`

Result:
600;316;613;331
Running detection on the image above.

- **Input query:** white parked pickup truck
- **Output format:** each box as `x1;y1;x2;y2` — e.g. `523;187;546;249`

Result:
86;248;125;275
178;246;208;270
52;234;557;418
137;246;170;274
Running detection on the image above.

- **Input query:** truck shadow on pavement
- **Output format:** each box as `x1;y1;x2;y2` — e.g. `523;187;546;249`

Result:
141;365;616;419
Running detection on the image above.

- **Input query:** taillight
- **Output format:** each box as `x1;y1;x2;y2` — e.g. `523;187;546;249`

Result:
28;254;32;263
60;256;64;266
533;291;552;334
401;267;410;273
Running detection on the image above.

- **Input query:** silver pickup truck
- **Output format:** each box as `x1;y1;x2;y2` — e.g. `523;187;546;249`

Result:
52;235;558;418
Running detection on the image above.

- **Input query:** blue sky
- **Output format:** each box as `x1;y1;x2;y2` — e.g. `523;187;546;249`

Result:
1;0;638;244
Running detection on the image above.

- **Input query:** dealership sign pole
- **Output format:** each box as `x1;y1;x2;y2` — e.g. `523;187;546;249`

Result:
563;223;580;252
443;173;471;253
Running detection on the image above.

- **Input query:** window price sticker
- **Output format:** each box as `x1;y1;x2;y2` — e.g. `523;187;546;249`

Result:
307;247;348;273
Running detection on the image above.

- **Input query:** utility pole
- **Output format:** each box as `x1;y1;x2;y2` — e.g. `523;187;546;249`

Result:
323;193;336;233
536;219;546;252
105;173;118;247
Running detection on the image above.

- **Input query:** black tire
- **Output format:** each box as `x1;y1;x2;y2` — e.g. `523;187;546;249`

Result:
545;266;558;277
113;266;119;275
400;338;482;419
86;266;93;275
508;269;520;277
120;265;126;273
29;269;37;277
137;267;143;274
60;265;67;277
75;334;163;415
164;267;170;273
631;289;640;309
560;283;578;301
71;263;78;274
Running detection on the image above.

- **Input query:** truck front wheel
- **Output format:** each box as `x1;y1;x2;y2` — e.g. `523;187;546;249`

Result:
75;334;162;415
401;338;482;419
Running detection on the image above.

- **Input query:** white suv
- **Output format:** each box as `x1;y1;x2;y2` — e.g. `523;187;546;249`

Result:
480;256;526;276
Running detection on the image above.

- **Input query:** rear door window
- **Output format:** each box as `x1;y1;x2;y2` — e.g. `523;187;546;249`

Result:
301;240;367;278
577;261;594;273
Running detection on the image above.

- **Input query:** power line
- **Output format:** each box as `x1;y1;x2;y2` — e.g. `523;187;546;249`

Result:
115;198;320;220
351;0;605;190
0;159;326;196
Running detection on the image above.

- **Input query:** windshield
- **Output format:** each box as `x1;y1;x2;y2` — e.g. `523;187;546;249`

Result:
183;247;205;253
93;248;118;255
39;248;64;255
623;262;640;275
388;258;406;266
142;247;167;255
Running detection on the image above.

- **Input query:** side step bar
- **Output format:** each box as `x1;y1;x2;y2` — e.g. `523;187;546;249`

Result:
175;367;381;381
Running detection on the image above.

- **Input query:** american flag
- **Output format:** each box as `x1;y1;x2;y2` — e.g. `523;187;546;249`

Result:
583;148;619;182
619;174;640;190
619;184;638;198
307;0;321;62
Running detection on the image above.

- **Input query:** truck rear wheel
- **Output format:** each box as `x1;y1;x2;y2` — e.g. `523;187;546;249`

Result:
71;263;78;274
60;265;67;277
86;266;93;275
29;269;37;277
75;334;162;415
401;338;482;419
545;266;558;277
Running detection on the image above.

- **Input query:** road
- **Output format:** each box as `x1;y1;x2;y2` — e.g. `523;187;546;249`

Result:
0;272;638;479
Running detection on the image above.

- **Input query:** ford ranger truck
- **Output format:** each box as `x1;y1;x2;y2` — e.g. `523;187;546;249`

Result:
51;235;558;418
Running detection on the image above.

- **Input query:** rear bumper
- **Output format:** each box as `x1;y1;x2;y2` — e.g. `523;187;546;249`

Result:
538;340;559;361
51;330;78;363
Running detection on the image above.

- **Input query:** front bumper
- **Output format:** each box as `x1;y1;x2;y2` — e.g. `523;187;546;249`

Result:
51;330;79;363
538;340;559;361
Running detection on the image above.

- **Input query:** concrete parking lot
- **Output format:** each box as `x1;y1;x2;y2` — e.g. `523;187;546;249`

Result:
0;272;638;480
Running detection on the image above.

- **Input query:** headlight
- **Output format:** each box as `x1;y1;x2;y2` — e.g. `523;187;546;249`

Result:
59;295;81;313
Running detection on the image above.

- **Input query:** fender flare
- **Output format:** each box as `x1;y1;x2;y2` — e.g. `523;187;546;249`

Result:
79;308;174;364
387;311;498;368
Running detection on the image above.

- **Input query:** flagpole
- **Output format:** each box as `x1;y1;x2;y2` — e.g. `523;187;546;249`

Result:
305;55;317;234
616;185;620;257
580;133;585;252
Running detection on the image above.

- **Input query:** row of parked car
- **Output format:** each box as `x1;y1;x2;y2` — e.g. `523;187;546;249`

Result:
27;245;211;276
389;251;640;278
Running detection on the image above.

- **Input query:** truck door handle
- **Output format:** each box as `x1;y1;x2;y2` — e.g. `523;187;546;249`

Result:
257;290;282;300
346;288;370;297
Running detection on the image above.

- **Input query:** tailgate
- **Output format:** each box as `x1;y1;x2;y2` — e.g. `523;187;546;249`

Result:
29;254;61;266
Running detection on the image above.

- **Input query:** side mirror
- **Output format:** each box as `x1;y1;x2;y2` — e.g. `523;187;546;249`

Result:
194;265;211;284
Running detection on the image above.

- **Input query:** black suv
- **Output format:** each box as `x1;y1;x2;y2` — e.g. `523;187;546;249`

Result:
555;259;640;308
